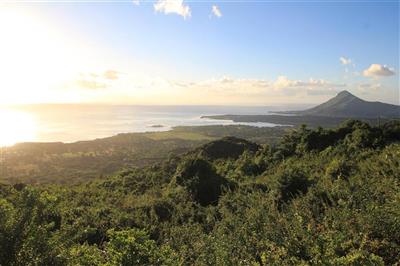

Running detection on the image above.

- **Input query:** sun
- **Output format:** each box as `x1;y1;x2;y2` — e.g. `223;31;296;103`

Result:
0;108;36;146
0;6;90;104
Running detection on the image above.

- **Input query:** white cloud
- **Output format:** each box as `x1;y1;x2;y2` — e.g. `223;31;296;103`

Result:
340;57;352;65
273;76;344;91
211;5;222;18
77;77;108;90
154;0;191;19
103;70;120;80
220;76;234;83
171;76;270;95
273;76;303;89
76;70;120;89
132;0;140;5
363;64;395;78
339;56;356;79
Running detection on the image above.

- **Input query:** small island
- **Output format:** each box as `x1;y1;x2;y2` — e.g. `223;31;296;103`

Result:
149;124;165;128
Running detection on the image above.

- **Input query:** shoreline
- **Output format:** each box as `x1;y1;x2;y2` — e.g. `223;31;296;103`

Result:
1;123;289;148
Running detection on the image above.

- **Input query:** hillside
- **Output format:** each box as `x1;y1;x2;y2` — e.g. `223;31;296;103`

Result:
193;136;260;160
285;90;400;118
0;125;287;184
0;120;399;265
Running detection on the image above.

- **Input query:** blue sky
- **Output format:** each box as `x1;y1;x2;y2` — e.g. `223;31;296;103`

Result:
0;0;398;105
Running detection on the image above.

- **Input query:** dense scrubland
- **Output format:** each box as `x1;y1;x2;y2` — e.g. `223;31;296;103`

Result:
0;120;399;265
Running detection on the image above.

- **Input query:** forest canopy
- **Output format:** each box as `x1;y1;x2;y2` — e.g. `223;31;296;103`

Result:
0;120;399;265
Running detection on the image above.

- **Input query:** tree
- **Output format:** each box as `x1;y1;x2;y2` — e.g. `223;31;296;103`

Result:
104;229;177;266
173;158;231;206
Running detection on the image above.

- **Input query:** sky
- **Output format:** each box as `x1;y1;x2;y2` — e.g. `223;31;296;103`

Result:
0;0;399;105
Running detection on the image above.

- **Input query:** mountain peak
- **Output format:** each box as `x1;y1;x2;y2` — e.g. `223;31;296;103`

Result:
336;90;356;99
291;90;400;118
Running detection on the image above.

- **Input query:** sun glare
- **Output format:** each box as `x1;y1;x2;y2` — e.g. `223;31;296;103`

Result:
0;109;36;146
0;6;90;104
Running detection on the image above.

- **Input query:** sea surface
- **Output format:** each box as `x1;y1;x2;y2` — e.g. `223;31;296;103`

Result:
0;104;310;146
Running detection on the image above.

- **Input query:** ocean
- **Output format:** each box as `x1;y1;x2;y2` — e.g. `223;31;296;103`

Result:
0;104;309;146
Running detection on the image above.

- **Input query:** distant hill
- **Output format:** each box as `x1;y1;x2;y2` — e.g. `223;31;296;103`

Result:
285;90;400;118
193;136;260;160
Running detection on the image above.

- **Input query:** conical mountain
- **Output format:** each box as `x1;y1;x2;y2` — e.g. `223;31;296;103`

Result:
296;90;400;118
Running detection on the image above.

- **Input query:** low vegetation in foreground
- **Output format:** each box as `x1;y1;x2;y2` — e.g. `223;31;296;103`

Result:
0;120;399;265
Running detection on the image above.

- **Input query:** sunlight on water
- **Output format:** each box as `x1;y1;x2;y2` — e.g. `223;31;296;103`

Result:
0;105;291;146
0;108;36;146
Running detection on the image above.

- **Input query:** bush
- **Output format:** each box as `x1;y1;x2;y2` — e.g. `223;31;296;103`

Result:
173;158;231;206
275;167;312;203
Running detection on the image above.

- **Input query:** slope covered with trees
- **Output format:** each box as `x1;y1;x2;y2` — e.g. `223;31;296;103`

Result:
0;120;399;265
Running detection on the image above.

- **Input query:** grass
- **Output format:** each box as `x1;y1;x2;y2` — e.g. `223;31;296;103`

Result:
145;130;215;141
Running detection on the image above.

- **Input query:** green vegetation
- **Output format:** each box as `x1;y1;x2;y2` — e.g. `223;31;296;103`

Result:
202;114;396;128
0;125;287;184
0;120;399;265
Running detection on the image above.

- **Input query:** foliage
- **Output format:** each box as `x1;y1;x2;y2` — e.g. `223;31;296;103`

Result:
174;158;230;206
0;120;399;265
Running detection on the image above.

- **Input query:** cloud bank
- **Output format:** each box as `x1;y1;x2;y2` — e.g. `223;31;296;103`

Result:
71;70;396;105
169;76;346;98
